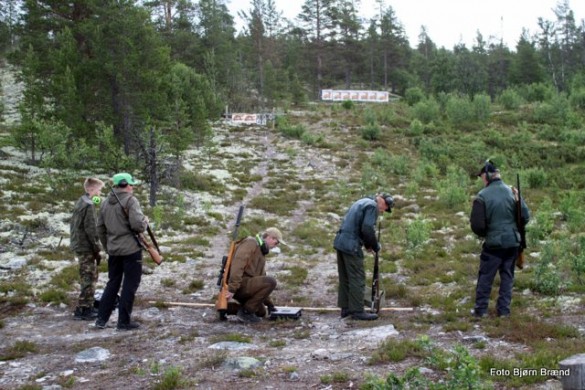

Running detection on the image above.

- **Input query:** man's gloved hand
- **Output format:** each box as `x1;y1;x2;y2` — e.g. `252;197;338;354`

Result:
94;252;102;266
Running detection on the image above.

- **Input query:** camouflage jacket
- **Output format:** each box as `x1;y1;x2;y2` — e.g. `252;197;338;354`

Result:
70;195;101;254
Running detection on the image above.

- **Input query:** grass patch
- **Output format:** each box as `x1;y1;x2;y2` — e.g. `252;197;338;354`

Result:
209;333;252;343
238;368;258;378
197;351;227;369
0;340;39;361
369;337;430;364
179;171;226;194
178;330;200;344
181;279;205;294
152;301;170;309
484;314;580;344
247;194;297;215
48;265;78;291
152;366;191;390
292;329;310;339
292;219;330;247
320;371;351;384
178;236;210;246
269;339;286;348
0;276;33;305
279;265;309;287
160;278;176;288
39;288;68;304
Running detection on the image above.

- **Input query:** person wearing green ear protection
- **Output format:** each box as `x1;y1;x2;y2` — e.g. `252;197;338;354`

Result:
225;227;286;323
70;177;105;320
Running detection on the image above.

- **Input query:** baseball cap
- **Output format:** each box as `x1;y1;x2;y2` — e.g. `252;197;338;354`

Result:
477;161;497;177
265;227;287;246
112;173;141;186
381;193;394;213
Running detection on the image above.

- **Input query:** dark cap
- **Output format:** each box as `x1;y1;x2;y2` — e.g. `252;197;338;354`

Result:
477;161;497;177
381;193;394;213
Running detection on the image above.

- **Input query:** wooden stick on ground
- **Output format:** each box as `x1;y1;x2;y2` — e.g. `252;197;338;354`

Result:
149;301;414;312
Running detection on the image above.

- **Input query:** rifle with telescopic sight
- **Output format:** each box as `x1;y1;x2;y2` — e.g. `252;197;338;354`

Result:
215;205;245;321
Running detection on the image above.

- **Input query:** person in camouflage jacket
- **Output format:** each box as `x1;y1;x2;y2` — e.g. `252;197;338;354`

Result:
70;177;105;320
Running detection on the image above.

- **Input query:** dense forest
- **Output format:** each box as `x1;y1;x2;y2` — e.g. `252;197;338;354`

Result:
0;0;584;201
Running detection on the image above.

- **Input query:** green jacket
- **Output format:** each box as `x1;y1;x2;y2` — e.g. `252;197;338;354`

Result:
333;197;380;257
70;195;101;254
470;179;530;249
97;189;147;256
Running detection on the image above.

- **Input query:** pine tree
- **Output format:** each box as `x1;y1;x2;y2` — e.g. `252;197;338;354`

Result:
298;0;336;97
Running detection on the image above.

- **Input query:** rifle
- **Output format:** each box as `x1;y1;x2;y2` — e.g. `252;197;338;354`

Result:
514;174;527;269
370;222;384;313
110;187;163;265
215;205;245;320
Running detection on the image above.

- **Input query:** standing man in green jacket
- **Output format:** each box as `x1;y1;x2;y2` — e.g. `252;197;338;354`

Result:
470;161;530;318
95;173;149;330
224;227;285;323
70;177;105;320
334;193;394;321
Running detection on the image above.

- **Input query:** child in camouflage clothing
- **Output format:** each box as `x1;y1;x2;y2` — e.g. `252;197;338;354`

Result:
70;177;104;320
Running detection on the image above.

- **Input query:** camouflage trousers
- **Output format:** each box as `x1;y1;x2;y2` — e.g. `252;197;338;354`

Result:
76;252;98;308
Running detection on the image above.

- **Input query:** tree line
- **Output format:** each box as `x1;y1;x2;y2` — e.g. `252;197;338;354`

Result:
0;0;583;205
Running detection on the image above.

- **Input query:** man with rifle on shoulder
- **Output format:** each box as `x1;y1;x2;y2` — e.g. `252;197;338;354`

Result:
223;227;285;323
95;173;150;331
470;160;530;319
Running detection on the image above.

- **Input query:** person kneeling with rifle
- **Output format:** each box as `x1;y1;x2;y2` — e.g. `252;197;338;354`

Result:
223;227;285;323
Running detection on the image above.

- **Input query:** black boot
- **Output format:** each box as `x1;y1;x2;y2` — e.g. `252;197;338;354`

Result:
237;307;261;323
74;306;98;320
350;311;378;321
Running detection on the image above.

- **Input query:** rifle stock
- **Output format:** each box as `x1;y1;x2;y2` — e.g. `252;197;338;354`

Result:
215;205;245;317
140;233;163;265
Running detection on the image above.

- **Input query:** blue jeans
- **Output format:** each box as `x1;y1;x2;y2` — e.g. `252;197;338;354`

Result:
474;247;518;316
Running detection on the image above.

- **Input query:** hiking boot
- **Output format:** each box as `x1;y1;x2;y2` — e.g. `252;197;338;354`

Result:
74;306;98;321
350;311;378;321
73;307;84;320
470;309;488;320
94;318;107;329
116;322;140;331
340;308;350;318
237;307;261;323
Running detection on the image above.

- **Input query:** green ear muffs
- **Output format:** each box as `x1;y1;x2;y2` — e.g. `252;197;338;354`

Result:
256;234;269;255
